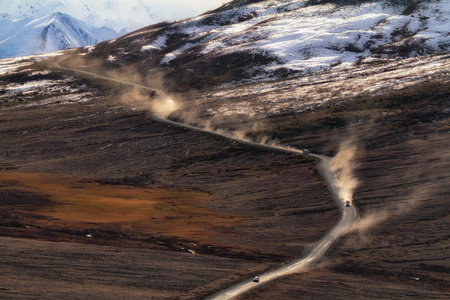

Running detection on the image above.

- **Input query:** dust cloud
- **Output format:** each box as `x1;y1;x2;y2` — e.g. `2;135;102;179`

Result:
104;70;180;118
351;186;428;238
118;87;180;118
350;139;449;236
150;97;180;118
331;140;359;204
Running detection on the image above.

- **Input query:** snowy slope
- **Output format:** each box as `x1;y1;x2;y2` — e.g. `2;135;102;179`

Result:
102;0;448;80
166;0;450;73
0;13;116;59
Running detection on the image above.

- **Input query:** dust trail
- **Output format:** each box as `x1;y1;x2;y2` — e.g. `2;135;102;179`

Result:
204;121;293;151
351;186;429;239
60;54;181;118
331;140;359;205
92;57;295;150
349;138;449;236
351;154;446;235
154;97;290;151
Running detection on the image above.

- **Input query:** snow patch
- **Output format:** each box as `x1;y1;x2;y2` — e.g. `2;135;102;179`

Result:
160;42;196;65
0;51;63;74
3;80;56;94
141;35;167;51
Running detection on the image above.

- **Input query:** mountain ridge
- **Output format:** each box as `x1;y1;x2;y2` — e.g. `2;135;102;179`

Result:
78;0;449;91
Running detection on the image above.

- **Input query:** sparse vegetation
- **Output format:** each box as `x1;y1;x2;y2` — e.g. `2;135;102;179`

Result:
98;172;156;187
258;79;449;139
261;111;371;138
166;51;278;91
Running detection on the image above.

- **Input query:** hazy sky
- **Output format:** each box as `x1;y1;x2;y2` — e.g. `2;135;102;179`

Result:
160;0;232;19
168;0;231;11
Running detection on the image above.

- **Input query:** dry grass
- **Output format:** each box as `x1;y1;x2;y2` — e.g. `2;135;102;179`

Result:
0;171;242;242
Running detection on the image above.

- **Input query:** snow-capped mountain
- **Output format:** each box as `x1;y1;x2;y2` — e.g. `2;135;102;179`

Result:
82;0;449;89
0;0;228;59
0;0;163;59
0;13;117;59
0;0;165;35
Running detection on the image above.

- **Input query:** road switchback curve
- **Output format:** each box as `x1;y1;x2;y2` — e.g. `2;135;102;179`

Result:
54;60;358;299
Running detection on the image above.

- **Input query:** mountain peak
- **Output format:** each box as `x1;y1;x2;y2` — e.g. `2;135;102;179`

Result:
0;11;116;59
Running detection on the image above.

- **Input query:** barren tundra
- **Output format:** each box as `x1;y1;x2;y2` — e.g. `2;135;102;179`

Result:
1;0;450;299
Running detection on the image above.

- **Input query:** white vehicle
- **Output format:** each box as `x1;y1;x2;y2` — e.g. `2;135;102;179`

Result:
253;276;260;283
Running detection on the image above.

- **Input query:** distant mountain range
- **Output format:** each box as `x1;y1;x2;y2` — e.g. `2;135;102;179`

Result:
0;0;217;59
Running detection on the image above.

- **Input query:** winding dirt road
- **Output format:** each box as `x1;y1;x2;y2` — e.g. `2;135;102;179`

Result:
54;59;358;299
207;154;357;299
155;117;359;299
